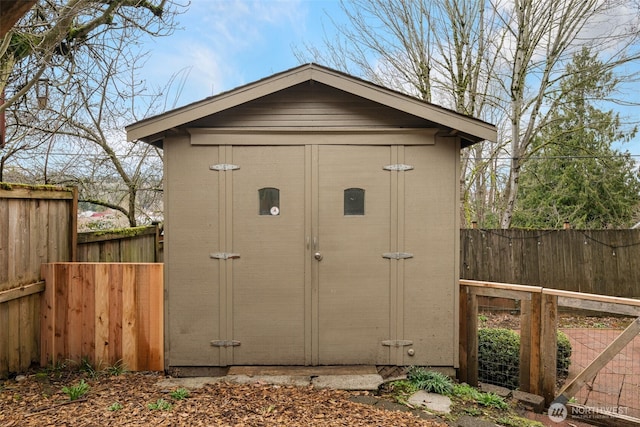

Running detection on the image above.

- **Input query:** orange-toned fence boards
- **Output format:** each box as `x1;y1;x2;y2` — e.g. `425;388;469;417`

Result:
40;263;163;371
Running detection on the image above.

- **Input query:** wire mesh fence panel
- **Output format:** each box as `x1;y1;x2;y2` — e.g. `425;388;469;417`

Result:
477;297;523;390
462;280;640;423
560;314;640;419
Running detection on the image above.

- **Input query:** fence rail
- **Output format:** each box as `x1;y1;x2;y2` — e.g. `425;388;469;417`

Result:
460;279;640;425
40;263;163;372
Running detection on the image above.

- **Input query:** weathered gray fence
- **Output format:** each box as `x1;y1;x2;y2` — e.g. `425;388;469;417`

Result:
461;229;640;298
0;184;76;377
77;226;162;262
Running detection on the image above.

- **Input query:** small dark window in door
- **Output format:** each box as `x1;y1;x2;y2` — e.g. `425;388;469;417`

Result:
259;187;280;215
344;188;365;215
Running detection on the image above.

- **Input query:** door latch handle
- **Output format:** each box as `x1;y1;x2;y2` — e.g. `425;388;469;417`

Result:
314;252;323;261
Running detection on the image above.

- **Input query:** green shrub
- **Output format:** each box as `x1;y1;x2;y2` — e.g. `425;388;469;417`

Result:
556;331;572;378
478;328;521;389
478;328;572;389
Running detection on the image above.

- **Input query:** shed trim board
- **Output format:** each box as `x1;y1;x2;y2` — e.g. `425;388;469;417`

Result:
188;128;438;145
128;64;495;370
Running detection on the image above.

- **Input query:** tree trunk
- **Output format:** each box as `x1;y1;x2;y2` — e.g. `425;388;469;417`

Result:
501;156;521;229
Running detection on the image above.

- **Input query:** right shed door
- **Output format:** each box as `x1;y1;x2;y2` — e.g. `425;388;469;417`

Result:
314;145;393;365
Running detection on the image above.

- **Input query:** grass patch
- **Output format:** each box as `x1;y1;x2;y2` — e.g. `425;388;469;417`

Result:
108;402;123;411
170;388;190;400
62;379;89;401
147;398;172;411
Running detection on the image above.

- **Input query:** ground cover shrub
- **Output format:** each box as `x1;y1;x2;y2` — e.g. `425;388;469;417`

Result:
478;328;572;389
406;367;455;395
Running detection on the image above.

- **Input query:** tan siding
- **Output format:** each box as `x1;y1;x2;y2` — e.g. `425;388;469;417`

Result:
165;136;222;365
190;82;433;129
402;141;458;366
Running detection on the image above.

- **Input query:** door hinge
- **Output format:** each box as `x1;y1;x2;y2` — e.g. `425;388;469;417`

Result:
381;340;413;348
383;164;414;171
382;252;414;260
210;252;240;260
210;340;241;347
210;163;240;171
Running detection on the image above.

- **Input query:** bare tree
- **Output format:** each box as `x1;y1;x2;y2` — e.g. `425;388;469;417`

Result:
297;0;640;228
1;1;187;227
17;30;180;226
0;0;184;114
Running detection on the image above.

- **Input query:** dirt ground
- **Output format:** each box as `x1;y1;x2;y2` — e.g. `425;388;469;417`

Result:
4;312;625;426
481;311;633;330
0;371;446;427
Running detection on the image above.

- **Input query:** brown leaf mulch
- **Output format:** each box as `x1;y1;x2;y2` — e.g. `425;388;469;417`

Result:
0;372;446;427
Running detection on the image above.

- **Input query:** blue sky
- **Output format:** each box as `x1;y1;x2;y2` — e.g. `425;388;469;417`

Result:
140;0;345;108
136;0;640;158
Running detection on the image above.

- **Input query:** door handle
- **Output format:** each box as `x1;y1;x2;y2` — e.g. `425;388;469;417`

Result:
314;252;323;261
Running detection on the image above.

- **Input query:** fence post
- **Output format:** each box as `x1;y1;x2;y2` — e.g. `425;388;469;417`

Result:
541;291;558;405
459;286;479;386
519;292;542;394
459;285;469;383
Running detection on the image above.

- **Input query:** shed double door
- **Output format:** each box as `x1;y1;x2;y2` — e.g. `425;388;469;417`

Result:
227;144;408;365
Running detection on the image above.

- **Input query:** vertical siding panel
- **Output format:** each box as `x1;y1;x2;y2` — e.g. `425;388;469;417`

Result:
0;198;8;288
148;264;163;371
94;263;110;366
30;293;39;366
135;264;151;371
0;302;8;377
121;264;137;370
80;264;96;365
18;295;32;371
109;264;123;365
67;264;83;362
40;264;55;366
7;299;20;372
53;263;69;363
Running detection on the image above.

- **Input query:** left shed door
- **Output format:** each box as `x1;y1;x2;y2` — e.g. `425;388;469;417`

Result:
229;146;308;364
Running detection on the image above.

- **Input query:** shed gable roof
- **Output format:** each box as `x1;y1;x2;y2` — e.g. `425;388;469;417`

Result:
126;63;497;147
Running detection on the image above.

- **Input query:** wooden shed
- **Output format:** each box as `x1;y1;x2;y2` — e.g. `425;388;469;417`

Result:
126;64;496;372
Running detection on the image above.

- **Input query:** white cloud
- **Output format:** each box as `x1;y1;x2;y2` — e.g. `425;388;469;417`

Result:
139;0;312;108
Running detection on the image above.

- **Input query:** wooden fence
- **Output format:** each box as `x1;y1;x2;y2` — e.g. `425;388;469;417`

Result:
0;184;76;377
77;226;162;262
461;229;640;298
40;263;163;371
460;279;640;425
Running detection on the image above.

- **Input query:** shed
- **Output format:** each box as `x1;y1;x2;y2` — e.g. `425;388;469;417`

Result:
126;64;497;372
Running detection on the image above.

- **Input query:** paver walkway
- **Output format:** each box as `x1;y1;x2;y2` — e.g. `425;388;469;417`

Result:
561;328;640;419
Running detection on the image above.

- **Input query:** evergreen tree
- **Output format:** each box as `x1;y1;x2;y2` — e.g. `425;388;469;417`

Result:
513;48;640;229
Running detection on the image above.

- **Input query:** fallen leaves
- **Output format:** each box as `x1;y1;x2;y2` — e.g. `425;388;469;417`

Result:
0;372;446;426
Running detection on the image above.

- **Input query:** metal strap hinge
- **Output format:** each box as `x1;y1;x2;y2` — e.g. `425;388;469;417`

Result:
210;163;240;171
382;252;414;260
383;164;414;171
381;340;413;348
210;252;240;260
210;340;241;347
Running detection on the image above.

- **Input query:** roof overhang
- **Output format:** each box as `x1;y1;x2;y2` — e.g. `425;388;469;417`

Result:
126;63;497;148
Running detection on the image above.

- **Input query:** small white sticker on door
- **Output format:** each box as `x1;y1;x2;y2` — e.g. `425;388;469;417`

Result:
270;206;280;216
